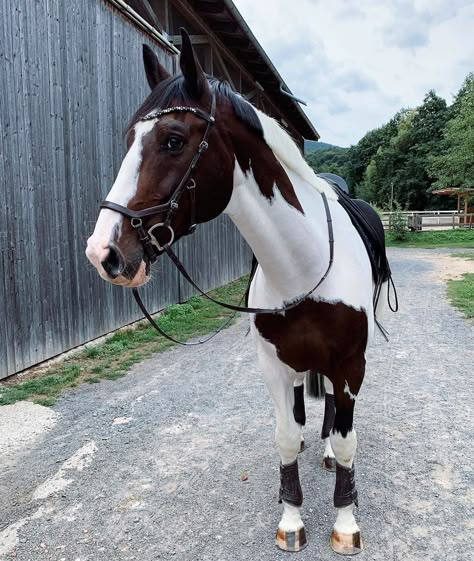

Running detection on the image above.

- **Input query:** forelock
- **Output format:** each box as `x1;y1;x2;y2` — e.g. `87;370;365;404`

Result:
126;76;263;138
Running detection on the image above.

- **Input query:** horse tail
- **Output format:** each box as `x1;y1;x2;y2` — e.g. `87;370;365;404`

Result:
306;370;326;399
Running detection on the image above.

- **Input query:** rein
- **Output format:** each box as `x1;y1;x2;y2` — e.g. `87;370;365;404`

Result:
132;193;333;346
99;94;335;346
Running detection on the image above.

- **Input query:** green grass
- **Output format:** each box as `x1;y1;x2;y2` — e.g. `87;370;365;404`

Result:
447;273;474;319
452;252;474;261
0;277;248;407
386;229;474;248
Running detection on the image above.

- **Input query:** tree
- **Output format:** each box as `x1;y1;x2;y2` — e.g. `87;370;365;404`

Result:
357;93;449;209
345;121;397;193
402;91;449;209
305;147;349;179
304;76;472;210
429;73;474;190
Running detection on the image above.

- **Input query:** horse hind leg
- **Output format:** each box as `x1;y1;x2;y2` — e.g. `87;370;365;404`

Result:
321;376;337;471
293;378;306;453
330;353;365;555
257;341;307;552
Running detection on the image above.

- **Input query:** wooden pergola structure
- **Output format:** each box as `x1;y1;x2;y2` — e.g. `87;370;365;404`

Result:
432;187;474;225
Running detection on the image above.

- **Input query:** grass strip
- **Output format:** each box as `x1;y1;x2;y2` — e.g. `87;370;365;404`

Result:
447;273;474;320
452;252;474;261
386;229;474;248
0;277;248;407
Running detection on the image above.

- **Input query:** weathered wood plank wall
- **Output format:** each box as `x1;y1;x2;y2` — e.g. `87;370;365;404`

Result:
0;0;251;379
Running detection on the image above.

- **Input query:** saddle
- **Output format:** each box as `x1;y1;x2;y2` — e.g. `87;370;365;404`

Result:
317;174;392;310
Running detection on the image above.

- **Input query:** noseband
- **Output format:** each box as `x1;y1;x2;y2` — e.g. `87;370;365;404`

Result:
99;93;217;263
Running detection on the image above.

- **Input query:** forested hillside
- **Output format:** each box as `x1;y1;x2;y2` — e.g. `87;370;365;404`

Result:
304;140;342;152
305;73;474;210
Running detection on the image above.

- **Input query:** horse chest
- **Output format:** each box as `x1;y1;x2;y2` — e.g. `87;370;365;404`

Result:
254;299;368;375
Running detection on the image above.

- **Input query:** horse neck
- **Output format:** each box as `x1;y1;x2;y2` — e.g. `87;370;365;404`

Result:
224;137;330;297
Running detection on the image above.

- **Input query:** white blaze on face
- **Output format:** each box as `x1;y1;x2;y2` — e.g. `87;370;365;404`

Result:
86;120;156;270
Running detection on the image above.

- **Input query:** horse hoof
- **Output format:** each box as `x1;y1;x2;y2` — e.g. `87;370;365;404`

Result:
322;456;336;472
299;440;305;453
330;529;363;555
276;526;308;552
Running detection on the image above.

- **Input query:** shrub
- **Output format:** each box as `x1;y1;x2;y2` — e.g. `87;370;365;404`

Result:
389;201;409;241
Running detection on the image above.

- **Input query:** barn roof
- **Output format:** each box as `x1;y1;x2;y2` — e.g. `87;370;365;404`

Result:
196;0;320;141
117;0;320;141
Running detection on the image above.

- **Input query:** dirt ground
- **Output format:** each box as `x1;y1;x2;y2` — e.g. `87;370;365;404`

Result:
421;251;474;282
1;248;473;561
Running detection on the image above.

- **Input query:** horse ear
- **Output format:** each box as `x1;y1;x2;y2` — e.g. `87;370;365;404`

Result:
179;27;209;99
143;44;171;90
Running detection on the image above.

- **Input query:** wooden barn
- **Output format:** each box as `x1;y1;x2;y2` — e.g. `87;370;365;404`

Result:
0;0;319;378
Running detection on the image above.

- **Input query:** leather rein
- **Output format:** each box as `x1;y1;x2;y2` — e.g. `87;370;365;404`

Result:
99;93;334;346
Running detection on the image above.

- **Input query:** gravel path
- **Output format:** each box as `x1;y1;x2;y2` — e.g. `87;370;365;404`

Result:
1;248;473;561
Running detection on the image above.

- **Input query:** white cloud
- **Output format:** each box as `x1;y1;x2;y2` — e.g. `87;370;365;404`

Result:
232;0;474;146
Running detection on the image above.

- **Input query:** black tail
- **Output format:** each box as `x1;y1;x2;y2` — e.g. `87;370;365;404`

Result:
306;370;325;399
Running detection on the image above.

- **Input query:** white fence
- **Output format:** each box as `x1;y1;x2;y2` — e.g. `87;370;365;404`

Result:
381;211;474;231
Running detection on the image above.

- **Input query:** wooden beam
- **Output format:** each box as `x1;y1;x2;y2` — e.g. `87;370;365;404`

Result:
140;0;163;31
171;34;210;45
105;0;179;53
195;0;226;14
171;0;257;88
244;88;259;100
165;0;169;31
211;40;236;89
170;0;300;137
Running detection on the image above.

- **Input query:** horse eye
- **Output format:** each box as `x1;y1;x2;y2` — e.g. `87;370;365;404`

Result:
163;137;184;152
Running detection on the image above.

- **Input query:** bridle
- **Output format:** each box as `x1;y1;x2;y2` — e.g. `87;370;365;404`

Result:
100;93;217;263
98;92;335;346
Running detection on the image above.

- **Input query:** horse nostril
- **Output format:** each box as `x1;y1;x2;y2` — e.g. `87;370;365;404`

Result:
101;246;125;279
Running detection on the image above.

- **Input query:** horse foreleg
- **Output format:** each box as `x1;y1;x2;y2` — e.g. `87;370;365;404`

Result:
321;376;336;471
330;354;365;555
257;341;307;552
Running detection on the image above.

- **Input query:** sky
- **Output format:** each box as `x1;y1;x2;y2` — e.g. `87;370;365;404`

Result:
232;0;474;147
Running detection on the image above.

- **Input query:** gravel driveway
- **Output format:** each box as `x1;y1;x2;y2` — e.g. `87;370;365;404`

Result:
1;248;473;561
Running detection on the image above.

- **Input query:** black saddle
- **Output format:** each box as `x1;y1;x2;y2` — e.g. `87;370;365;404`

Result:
317;172;350;194
317;174;392;310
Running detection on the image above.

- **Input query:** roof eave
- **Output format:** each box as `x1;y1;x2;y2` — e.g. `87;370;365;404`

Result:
220;0;319;141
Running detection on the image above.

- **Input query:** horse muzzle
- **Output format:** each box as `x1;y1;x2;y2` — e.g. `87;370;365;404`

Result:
86;240;149;287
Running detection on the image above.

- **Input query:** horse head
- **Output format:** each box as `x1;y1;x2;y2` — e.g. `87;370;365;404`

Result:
86;29;251;287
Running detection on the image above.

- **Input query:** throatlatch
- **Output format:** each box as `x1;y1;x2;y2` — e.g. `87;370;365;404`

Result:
334;463;358;508
279;460;303;507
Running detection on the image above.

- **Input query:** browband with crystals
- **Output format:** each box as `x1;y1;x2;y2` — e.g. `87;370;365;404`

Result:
141;105;216;124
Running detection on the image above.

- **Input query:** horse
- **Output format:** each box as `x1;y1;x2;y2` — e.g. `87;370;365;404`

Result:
86;28;394;555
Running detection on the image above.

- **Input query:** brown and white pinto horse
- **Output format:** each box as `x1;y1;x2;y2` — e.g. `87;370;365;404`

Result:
86;29;391;555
